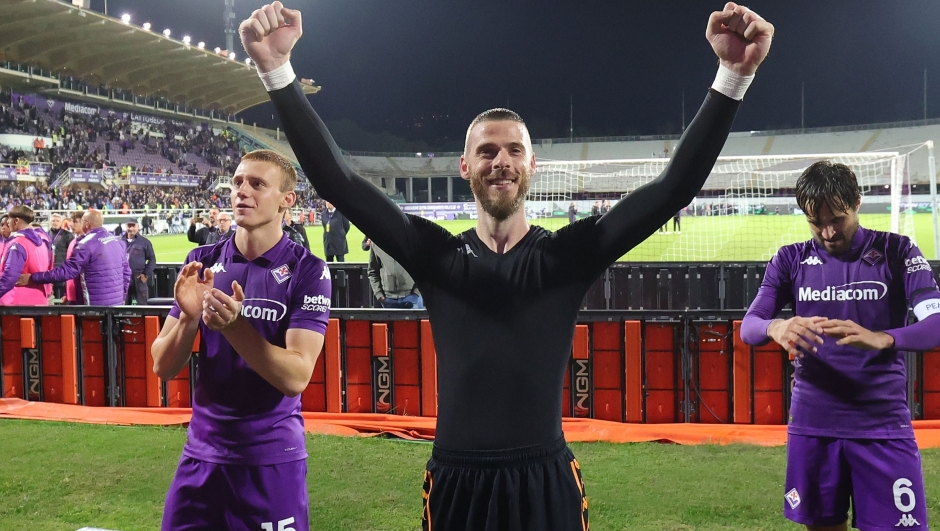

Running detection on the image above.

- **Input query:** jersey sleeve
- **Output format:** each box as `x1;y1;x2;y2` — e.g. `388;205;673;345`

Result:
286;257;332;336
31;238;89;284
268;80;441;279
741;247;795;345
897;240;940;320
546;90;741;280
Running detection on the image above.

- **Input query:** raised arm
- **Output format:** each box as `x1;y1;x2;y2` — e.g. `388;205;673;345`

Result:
591;3;773;265
186;222;201;244
240;3;427;269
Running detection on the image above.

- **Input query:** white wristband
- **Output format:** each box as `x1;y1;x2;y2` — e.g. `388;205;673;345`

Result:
711;64;754;101
257;61;296;92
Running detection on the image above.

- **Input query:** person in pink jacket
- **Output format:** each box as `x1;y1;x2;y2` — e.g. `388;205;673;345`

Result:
0;205;52;306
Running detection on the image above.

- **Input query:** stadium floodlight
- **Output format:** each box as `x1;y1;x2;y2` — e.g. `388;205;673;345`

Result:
142;22;151;31
197;41;205;49
163;29;171;38
120;13;130;24
183;36;191;45
245;58;252;65
214;47;222;54
228;52;236;60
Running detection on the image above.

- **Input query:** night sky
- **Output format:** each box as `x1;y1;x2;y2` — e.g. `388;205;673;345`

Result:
88;1;940;151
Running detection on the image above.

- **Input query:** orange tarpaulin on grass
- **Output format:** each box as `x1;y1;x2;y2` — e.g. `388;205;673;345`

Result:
5;398;940;448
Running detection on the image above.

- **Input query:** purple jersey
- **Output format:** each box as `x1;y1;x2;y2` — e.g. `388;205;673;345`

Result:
169;234;331;465
743;226;940;439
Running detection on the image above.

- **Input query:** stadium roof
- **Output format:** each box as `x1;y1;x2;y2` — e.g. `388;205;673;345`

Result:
0;0;320;115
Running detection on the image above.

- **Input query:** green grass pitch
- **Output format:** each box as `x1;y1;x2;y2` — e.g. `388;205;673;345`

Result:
150;213;938;264
3;420;940;530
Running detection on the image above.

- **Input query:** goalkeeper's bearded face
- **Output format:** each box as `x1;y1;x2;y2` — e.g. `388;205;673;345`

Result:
463;120;534;222
468;165;531;222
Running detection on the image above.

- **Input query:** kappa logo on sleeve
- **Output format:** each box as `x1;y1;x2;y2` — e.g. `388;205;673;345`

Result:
785;488;801;509
270;264;292;284
321;265;330;280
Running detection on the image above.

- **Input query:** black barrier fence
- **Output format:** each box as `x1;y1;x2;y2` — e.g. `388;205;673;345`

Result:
149;261;940;311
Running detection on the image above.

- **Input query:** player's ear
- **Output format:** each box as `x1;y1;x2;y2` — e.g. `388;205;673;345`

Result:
459;155;470;180
282;191;296;209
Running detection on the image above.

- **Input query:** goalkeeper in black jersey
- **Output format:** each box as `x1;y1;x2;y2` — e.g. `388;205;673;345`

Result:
240;3;773;529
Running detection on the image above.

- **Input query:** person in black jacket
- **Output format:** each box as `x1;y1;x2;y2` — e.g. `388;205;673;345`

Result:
282;207;309;249
187;208;219;246
320;201;349;262
47;213;74;300
122;219;156;304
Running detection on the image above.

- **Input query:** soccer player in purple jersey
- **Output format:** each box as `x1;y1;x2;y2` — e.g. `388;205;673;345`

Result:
151;149;331;531
742;161;940;531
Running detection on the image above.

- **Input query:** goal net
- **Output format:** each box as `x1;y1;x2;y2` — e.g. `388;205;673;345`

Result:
527;150;924;262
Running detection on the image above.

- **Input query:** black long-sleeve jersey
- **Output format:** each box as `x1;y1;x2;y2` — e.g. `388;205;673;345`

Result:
269;80;739;450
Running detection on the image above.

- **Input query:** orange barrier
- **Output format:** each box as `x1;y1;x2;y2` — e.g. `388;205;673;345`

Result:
5;312;937;431
7;398;940;448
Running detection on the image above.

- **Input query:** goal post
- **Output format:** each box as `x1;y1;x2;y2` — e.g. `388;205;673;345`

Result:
527;147;935;262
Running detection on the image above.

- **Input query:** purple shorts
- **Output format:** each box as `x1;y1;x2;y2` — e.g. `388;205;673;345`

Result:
161;456;309;531
785;434;927;530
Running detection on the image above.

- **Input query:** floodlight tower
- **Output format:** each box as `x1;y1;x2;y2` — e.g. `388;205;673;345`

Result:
224;0;236;55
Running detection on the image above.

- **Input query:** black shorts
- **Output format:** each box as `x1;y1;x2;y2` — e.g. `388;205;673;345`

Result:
422;436;588;531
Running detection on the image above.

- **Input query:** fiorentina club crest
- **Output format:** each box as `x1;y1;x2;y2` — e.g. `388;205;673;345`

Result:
270;264;292;284
785;488;801;509
862;248;884;265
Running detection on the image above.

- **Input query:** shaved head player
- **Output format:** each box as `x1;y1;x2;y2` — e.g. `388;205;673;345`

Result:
241;3;773;529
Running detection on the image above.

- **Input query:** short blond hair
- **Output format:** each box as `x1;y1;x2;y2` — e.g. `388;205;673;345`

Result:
240;149;298;192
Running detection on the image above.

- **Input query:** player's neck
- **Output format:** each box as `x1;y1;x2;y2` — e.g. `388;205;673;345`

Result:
233;221;282;260
474;209;529;254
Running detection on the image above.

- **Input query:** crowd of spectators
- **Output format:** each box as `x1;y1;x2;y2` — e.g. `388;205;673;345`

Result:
0;87;323;225
0;88;241;178
0;180;322;216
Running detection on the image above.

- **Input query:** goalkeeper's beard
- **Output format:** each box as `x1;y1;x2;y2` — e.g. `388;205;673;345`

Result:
469;168;531;222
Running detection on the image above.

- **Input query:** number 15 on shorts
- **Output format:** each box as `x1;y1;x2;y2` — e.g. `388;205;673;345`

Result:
262;517;296;531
